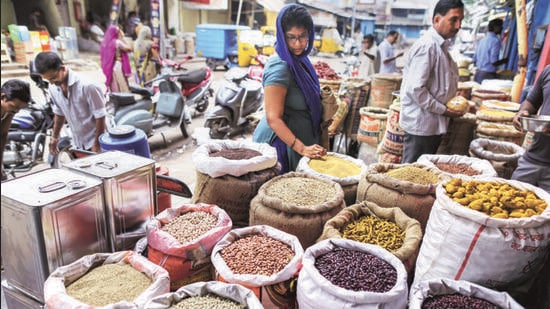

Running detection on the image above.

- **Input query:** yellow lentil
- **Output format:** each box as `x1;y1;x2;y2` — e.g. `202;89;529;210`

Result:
308;155;362;178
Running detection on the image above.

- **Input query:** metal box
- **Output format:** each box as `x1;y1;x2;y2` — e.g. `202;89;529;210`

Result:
1;168;107;303
63;150;157;251
2;280;44;309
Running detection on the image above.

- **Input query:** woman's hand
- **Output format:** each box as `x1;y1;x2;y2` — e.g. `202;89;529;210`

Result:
298;143;327;159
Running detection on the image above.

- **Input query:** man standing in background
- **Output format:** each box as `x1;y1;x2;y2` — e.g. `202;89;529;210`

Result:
378;30;404;73
399;0;466;163
473;18;508;84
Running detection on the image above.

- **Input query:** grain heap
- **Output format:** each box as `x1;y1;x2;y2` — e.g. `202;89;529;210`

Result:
147;204;232;290
168;294;245;309
297;152;366;206
417;154;497;178
421;294;499;309
66;264;150;306
250;172;345;248
341;216;405;252
357;163;449;231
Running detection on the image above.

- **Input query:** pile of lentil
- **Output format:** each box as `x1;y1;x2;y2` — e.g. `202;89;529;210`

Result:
341;216;405;252
434;162;481;176
220;234;294;276
266;177;337;207
66;263;151;306
314;248;397;292
385;166;439;185
308;155;362;178
168;294;245;309
421;293;500;309
445;178;548;218
209;148;262;160
160;211;218;244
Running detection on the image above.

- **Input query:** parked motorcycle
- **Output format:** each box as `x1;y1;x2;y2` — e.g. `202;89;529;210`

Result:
3;64;70;177
204;67;264;139
247;52;269;82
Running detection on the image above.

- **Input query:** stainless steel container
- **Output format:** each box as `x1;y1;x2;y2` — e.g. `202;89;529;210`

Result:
1;168;107;303
1;280;44;309
63;150;157;251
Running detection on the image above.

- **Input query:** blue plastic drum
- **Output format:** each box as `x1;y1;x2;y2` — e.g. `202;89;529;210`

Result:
99;125;151;158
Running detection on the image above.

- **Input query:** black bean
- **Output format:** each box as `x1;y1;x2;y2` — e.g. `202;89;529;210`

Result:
314;248;397;292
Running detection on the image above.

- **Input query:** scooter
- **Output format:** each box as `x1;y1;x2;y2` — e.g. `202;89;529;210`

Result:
3;64;70;177
204;67;264;139
247;52;269;83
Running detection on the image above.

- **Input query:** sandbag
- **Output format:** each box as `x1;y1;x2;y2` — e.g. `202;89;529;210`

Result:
469;138;524;179
249;172;345;249
413;178;550;299
318;201;422;272
147;204;233;290
297;238;408;309
44;251;169;309
192;140;277;178
356;163;450;231
417;154;497;178
144;281;263;309
192;164;281;228
296;152;366;206
211;225;304;307
409;278;524;309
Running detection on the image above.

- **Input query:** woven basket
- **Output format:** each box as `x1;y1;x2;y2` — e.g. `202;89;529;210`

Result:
341;79;371;140
319;79;342;93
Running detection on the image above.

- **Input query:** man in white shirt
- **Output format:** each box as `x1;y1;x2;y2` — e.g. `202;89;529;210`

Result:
399;0;466;163
358;34;377;78
34;52;107;154
378;30;403;73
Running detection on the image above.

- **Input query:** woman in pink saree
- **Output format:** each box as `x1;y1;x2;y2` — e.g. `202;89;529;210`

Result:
100;25;133;93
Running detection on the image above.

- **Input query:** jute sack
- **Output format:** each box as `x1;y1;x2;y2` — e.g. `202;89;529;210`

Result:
44;251;169;309
417;154;497;178
378;102;404;156
318;201;422;272
192;140;281;228
249;172;345;249
413;178;550;299
296;152;366;206
297;239;408;309
357;106;389;147
356;163;450;231
211;225;304;307
469;138;524;179
147;204;233;291
321;85;339;149
144;281;263;309
436;113;476;155
409;278;524;309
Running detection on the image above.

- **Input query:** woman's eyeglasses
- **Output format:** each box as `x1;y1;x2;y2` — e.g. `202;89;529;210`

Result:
285;33;309;44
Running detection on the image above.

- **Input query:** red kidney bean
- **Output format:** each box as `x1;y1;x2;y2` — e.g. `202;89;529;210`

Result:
314;248;397;292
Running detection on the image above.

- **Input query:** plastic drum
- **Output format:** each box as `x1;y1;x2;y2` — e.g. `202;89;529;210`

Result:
99;125;151;158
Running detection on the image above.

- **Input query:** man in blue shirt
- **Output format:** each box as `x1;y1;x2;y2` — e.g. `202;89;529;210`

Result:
473;18;508;83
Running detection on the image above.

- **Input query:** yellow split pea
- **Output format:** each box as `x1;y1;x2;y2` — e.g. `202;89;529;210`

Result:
309;155;362;178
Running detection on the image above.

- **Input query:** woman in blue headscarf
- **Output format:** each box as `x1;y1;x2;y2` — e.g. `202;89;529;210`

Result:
253;3;327;173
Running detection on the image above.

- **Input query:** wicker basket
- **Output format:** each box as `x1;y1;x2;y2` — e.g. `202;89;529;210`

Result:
341;79;371;140
319;79;342;94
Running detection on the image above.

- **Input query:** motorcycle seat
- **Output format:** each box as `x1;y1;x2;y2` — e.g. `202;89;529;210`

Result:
241;79;262;93
177;69;207;84
129;85;154;97
110;93;137;107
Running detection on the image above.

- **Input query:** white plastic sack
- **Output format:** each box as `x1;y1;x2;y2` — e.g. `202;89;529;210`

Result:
413;178;550;295
44;251;170;309
409;278;524;309
211;225;304;287
297;238;408;309
417;154;497;178
144;281;263;309
296;151;367;186
192;140;277;178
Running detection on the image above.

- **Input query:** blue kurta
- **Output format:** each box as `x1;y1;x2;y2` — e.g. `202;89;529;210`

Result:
253;55;319;171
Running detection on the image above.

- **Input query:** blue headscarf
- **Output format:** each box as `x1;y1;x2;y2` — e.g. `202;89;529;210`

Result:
275;4;321;136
